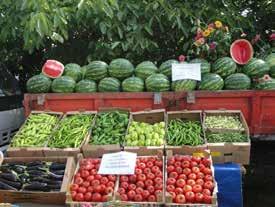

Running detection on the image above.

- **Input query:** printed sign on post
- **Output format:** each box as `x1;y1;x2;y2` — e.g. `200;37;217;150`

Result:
98;151;137;175
172;63;201;81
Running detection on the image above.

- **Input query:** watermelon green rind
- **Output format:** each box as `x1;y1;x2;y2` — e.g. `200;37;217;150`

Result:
26;75;52;93
122;77;144;92
159;59;178;78
135;61;158;80
256;80;275;90
98;77;121;92
51;76;76;93
212;57;237;78
265;53;275;78
172;79;197;91
145;74;170;92
190;58;211;75
242;58;270;78
85;61;108;81
198;73;224;90
224;73;251;90
108;58;134;80
75;80;97;93
63;63;82;82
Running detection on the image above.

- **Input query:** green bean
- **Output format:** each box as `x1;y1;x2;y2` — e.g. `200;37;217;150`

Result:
205;115;244;130
207;132;247;143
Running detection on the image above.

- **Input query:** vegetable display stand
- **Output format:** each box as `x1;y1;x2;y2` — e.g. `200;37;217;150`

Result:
166;111;207;155
82;108;129;157
0;156;75;204
7;111;63;157
165;150;218;206
204;110;251;165
43;111;97;159
123;109;166;156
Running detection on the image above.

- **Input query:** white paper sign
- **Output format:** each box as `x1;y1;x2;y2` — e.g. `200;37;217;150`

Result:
98;151;137;175
172;63;201;81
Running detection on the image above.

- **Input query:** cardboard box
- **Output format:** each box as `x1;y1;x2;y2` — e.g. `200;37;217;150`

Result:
43;111;97;159
204;110;251;165
7;111;63;157
166;111;207;155
165;150;218;207
0;156;75;204
123;109;166;156
82;108;129;158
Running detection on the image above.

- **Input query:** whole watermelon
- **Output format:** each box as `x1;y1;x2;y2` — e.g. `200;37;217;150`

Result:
159;59;178;78
224;73;251;90
109;58;134;80
198;73;224;90
75;80;97;93
80;66;87;79
98;77;121;92
26;74;52;93
212;57;237;78
256;79;275;90
145;74;170;92
190;58;211;75
135;61;158;80
122;77;144;92
63;63;82;82
85;61;108;81
51;76;76;93
265;53;275;78
242;58;270;78
172;80;197;91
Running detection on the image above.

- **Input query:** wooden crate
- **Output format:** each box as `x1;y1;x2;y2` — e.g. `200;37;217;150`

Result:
166;110;207;155
7;111;63;157
82;108;130;158
43;111;97;159
204;110;251;164
0;156;75;204
123;109;166;156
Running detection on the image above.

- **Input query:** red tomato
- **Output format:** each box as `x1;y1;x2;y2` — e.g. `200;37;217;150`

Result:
75;193;84;201
169;191;176;200
138;162;146;169
95;164;100;170
142;190;150;199
136;181;145;188
92;193;102;202
71;191;77;200
202;189;211;196
144;167;151;174
196;178;204;186
203;194;212;204
120;175;129;182
155;160;163;167
136;187;143;194
182;161;190;168
147;185;155;194
106;181;115;188
148;195;156;202
155;170;163;178
101;195;108;202
195;192;204;202
185;191;195;203
90;169;97;175
155;189;162;197
128;184;137;190
190;161;199;168
154;177;163;184
100;184;107;193
118;187;126;195
91;179;100;186
204;175;213;182
203;167;212;175
146;161;154;168
192;184;203;193
127;190;136;200
135;168;142;174
181;155;191;162
108;175;116;182
174;161;182;168
175;194;186;203
120;194;128;201
134;194;143;202
129;174;137;183
166;185;175;192
155;183;163;190
178;174;187;180
145;179;153;187
86;175;94;182
147;173;155;180
84;192;92;201
167;165;175;173
151;166;160;173
100;177;108;185
77;187;87;194
204;181;214;190
183;185;192;193
199;164;206;171
182;168;191;176
70;184;79;191
188;173;197;180
192;167;200;174
167;177;176;185
82;181;90;188
105;186;114;194
120;181;129;189
95;174;102;180
148;157;156;162
168;157;176;165
187;179;196;186
75;177;83;185
169;172;178;179
175;187;184;195
93;185;101;193
192;156;201;163
83;164;94;170
175;166;183;174
176;179;186;187
175;155;183;161
197;172;205;179
74;172;81;179
202;158;211;167
137;174;146;182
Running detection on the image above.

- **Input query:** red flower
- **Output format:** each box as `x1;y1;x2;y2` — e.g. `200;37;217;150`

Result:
270;33;275;41
208;23;214;28
251;34;261;44
209;42;217;50
178;55;186;63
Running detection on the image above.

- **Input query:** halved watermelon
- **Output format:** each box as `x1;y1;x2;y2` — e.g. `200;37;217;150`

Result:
230;39;253;65
42;60;64;78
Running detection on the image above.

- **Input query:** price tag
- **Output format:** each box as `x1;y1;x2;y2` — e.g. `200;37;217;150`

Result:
172;63;201;81
98;151;137;175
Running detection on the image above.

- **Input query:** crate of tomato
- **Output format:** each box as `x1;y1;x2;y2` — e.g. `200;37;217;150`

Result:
165;150;218;206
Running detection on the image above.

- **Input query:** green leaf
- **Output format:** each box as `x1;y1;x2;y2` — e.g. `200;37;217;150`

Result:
117;27;123;39
144;25;153;35
111;41;120;49
51;32;64;43
77;0;85;9
99;22;107;34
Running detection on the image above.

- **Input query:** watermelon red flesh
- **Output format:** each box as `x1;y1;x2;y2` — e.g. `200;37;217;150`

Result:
230;39;253;65
42;60;64;78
